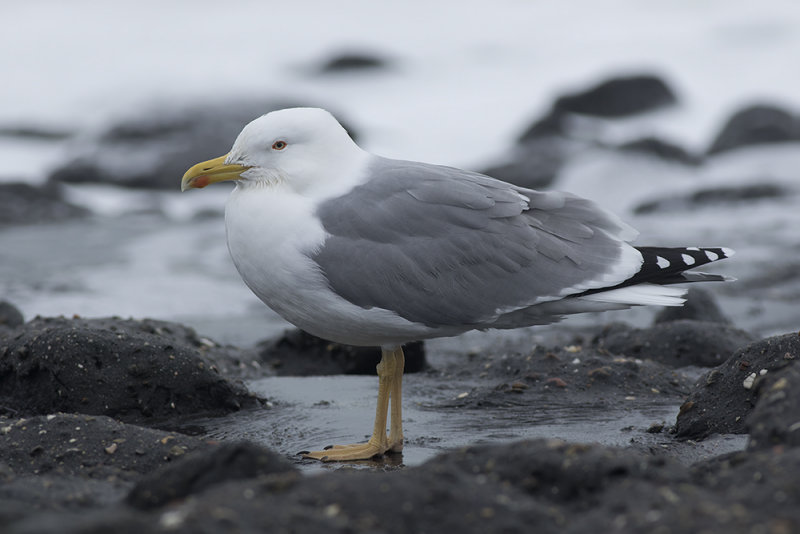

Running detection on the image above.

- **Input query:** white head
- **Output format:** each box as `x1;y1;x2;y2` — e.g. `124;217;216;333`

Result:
181;107;366;195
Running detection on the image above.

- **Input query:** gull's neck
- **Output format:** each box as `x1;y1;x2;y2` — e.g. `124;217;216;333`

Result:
287;144;374;201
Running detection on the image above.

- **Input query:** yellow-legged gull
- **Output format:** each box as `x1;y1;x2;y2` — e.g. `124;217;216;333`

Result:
181;107;732;461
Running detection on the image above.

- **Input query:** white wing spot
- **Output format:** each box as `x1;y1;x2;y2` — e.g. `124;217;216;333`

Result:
705;250;719;261
656;256;670;269
686;247;700;251
682;254;696;265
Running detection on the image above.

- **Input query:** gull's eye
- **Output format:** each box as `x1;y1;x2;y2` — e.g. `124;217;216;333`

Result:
272;140;287;150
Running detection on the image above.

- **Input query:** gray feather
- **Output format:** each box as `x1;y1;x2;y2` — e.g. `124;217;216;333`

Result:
312;156;634;328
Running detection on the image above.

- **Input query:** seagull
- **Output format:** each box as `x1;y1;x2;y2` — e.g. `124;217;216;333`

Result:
181;107;732;461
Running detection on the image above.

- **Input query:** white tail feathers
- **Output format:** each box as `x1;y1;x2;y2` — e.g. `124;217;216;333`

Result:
578;283;687;307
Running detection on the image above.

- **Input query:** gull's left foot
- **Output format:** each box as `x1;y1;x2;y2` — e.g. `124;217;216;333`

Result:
303;438;389;462
303;347;406;462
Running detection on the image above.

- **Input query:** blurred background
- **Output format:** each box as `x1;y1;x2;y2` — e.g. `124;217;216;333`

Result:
2;0;799;345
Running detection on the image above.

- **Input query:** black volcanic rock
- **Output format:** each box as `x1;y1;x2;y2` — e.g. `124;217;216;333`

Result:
318;51;390;73
552;74;677;118
499;73;679;190
46;99;350;189
12;438;800;534
0;182;88;225
747;362;800;451
654;287;732;325
0;125;72;141
0;316;261;425
595;320;753;368
0;413;210;521
480;137;572;189
255;329;425;376
708;104;800;155
634;182;788;214
126;441;297;510
675;332;800;440
0;302;24;330
0;413;208;479
618;136;702;165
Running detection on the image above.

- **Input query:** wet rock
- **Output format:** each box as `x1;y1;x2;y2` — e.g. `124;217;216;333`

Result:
101;317;266;379
0;301;24;330
444;343;693;409
16;438;800;534
255;329;425;376
0;316;262;425
594;320;753;368
318;51;390;73
654;287;731;324
0;182;88;225
551;73;677;118
18;441;563;534
480;137;574;190
0;125;72;141
747;362;800;450
734;262;800;302
675;332;800;440
438;439;688;503
47;99;337;189
0;413;208;478
634;182;788;214
126;441;297;510
689;447;800;529
517;108;570;142
499;73;678;190
0;413;208;523
617;136;702;165
707;103;800;155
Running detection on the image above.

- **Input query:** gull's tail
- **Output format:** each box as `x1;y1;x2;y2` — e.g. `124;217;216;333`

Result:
577;246;735;307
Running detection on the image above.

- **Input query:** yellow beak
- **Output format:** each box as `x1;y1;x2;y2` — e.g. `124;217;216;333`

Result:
181;154;250;191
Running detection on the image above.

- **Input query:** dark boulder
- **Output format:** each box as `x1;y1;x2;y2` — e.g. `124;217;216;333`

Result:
0;316;261;425
318;51;390;73
0;413;210;523
0;125;72;141
0;301;24;330
0;413;208;479
255;329;425;376
480;137;573;190
18;439;800;534
594;320;752;368
552;74;677;118
654;287;732;324
634;182;788;214
126;441;297;510
747;362;800;451
499;73;679;190
675;332;800;440
618;136;702;165
0;182;88;225
47;99;347;189
517;108;571;142
444;342;694;410
707;103;800;155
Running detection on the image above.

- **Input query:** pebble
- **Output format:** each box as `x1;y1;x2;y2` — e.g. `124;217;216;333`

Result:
743;373;757;390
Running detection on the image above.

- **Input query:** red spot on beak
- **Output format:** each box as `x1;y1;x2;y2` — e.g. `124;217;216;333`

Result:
193;176;210;189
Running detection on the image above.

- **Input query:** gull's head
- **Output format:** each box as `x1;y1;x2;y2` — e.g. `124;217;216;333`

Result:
181;107;362;193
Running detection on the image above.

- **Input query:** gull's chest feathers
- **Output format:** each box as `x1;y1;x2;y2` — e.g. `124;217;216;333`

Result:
225;184;328;319
223;181;440;346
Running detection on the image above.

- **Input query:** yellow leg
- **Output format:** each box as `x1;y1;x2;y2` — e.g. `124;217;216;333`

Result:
303;347;405;462
388;347;404;452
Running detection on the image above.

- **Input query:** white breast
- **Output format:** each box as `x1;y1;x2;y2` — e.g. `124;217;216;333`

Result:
224;182;440;347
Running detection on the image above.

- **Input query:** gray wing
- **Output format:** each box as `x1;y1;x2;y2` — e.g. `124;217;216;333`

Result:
311;156;640;328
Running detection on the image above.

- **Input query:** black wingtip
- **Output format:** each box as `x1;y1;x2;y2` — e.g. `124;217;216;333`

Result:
634;246;733;278
570;245;733;300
